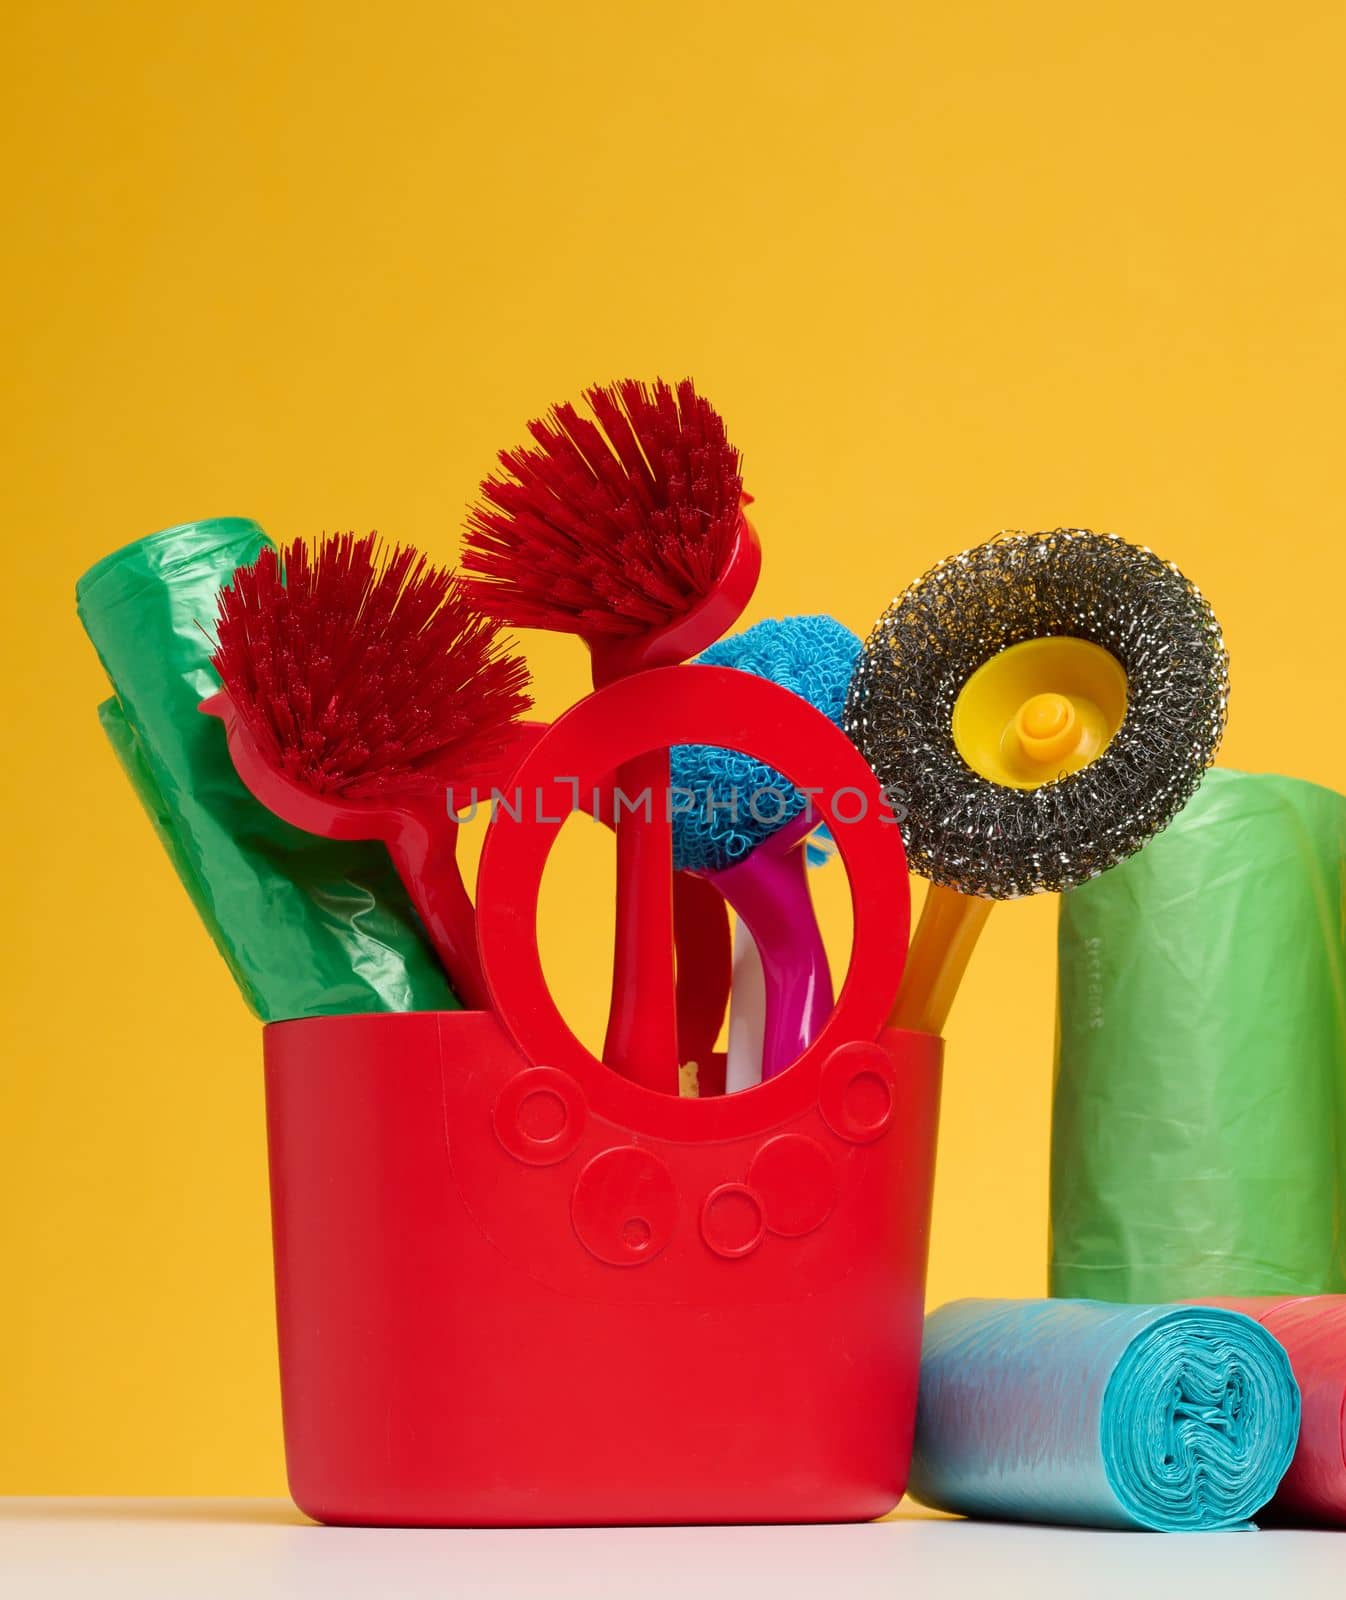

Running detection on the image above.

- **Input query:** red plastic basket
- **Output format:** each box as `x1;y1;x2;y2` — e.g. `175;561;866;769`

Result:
262;667;943;1526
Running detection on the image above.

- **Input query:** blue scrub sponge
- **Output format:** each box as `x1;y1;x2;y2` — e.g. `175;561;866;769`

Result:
671;615;860;873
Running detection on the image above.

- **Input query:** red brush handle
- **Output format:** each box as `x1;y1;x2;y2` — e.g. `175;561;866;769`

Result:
391;806;491;1011
600;747;677;1091
674;872;732;1076
588;779;732;1086
591;511;762;1094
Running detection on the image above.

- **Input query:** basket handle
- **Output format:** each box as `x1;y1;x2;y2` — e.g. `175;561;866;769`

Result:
475;664;910;1135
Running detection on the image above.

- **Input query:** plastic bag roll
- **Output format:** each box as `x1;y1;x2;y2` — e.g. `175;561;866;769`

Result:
98;696;207;908
910;1298;1300;1531
1200;1297;1346;1524
1052;769;1346;1301
78;518;458;1021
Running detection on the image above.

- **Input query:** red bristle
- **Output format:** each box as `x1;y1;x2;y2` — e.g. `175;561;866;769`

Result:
460;378;744;639
210;532;533;800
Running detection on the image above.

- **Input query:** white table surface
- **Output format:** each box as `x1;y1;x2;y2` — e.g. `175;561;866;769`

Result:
1;1499;1340;1597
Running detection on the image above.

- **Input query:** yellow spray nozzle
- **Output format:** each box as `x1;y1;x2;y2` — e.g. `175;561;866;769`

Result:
952;637;1127;790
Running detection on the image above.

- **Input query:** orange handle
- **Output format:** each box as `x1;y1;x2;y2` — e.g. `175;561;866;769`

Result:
889;883;994;1037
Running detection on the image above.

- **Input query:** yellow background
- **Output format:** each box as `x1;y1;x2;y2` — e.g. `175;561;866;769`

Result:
4;0;1345;1493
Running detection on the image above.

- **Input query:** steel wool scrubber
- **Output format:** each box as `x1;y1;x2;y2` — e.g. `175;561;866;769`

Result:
845;528;1228;1034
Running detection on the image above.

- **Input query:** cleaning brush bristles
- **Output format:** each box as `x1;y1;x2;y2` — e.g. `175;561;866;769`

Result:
461;378;744;638
846;529;1229;899
212;532;532;801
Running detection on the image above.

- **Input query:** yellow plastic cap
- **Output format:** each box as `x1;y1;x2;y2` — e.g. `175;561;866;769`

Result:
951;637;1127;790
1015;692;1079;765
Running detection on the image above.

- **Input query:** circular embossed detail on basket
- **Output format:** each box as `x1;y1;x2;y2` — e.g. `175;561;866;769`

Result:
493;1066;587;1166
571;1146;678;1266
748;1134;837;1237
819;1041;896;1144
700;1183;766;1259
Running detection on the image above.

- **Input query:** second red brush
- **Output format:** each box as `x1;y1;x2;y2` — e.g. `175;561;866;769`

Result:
462;378;759;1092
203;532;533;1010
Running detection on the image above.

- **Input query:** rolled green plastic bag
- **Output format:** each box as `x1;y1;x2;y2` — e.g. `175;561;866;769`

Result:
1052;769;1346;1301
909;1297;1300;1531
78;518;458;1021
97;695;206;909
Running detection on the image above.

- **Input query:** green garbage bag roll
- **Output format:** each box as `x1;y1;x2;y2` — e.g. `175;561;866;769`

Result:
1051;768;1346;1301
79;518;459;1021
98;695;206;909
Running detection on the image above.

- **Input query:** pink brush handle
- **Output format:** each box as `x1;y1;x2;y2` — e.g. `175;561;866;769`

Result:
391;807;490;1011
601;746;679;1093
712;840;833;1081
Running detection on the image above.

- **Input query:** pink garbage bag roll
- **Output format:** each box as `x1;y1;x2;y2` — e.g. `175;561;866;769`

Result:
1201;1297;1346;1524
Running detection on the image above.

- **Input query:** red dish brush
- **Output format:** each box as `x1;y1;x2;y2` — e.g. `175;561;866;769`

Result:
201;532;533;1010
462;379;760;1093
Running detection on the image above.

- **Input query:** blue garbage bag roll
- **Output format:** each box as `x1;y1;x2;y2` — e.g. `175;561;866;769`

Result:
910;1298;1300;1531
